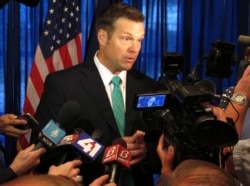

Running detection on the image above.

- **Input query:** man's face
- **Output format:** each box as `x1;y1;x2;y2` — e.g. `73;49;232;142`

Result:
97;17;145;74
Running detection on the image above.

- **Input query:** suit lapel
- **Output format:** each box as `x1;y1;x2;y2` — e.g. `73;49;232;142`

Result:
79;62;121;136
125;72;138;135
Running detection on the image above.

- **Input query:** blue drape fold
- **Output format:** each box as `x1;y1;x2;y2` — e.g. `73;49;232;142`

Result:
0;0;247;114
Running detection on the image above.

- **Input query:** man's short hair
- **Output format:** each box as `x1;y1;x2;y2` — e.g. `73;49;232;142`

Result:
96;2;144;38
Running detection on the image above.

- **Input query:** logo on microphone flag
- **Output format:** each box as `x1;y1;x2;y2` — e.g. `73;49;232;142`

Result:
102;144;131;168
72;132;104;160
42;120;66;144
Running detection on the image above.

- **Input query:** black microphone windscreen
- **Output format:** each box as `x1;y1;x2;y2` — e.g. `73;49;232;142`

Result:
92;129;103;141
112;138;127;148
57;101;81;127
73;127;84;134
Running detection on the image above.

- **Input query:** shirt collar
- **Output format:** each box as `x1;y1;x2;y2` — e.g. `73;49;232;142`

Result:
94;51;127;87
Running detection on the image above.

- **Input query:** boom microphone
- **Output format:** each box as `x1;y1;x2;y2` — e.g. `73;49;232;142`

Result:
102;138;131;183
238;35;250;45
33;101;81;150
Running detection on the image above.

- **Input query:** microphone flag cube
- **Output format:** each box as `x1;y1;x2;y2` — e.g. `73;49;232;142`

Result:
72;132;104;160
102;144;131;168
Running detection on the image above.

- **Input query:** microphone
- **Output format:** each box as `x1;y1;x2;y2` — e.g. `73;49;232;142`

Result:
238;35;250;45
33;101;81;150
71;130;104;161
56;129;104;163
74;129;103;161
35;129;104;174
102;138;131;183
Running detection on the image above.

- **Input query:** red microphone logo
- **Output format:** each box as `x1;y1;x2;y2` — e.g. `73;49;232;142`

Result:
102;144;131;168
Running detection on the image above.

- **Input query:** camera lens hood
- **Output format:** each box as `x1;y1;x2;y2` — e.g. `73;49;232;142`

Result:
194;118;238;148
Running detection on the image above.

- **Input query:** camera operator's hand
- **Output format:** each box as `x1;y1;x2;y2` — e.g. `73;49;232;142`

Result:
224;66;250;138
122;130;147;166
234;65;250;103
212;106;235;174
0;114;29;137
156;134;175;176
212;106;227;122
10;144;46;176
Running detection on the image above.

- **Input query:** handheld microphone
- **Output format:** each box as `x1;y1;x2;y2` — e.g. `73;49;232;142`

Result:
56;129;104;163
72;130;104;161
33;101;81;150
102;138;131;183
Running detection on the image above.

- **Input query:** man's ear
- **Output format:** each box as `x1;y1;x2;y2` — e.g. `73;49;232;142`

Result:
97;29;108;46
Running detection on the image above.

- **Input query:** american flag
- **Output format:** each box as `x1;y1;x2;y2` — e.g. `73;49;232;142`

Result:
18;0;82;149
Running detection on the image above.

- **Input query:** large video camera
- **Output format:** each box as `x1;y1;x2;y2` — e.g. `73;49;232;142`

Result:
135;41;238;167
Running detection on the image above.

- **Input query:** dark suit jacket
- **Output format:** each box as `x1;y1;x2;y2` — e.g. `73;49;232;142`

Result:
32;61;162;185
0;167;17;184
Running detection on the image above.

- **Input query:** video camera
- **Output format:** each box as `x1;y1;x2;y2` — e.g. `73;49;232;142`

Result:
135;41;238;167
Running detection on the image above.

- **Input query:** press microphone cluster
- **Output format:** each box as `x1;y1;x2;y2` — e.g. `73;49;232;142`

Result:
57;129;104;163
33;101;81;150
102;138;131;183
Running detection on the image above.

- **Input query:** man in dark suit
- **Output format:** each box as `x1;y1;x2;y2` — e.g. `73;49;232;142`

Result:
31;2;162;186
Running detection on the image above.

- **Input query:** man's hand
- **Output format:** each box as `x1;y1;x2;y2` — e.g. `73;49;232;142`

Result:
156;134;175;176
89;174;117;186
0;114;29;137
10;144;46;176
48;159;82;181
123;130;147;166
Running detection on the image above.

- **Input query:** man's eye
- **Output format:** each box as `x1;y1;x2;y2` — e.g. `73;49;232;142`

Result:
121;37;131;41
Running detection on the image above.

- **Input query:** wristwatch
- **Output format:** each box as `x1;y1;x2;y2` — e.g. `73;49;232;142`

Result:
230;93;248;106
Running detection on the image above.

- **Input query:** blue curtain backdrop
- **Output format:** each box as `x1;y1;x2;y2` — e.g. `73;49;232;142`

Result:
0;0;250;161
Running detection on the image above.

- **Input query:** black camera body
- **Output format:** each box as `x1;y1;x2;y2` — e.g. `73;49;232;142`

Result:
136;78;238;167
135;45;238;167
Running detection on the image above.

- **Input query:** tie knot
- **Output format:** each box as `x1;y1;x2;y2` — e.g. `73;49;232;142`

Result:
111;76;121;86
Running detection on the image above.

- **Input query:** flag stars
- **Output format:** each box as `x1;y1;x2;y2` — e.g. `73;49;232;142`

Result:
46;19;52;25
39;0;81;58
44;30;49;36
49;8;55;14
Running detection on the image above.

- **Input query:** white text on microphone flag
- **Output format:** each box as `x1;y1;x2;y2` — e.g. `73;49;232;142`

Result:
72;132;104;160
41;120;66;145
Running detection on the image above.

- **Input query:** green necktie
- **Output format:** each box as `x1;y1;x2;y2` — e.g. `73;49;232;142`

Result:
111;76;125;136
111;77;134;186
